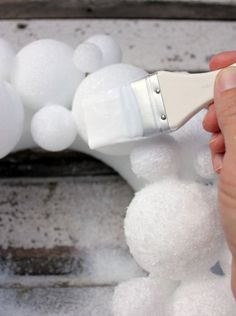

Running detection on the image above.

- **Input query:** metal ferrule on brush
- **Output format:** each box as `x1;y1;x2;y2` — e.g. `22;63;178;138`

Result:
131;72;170;136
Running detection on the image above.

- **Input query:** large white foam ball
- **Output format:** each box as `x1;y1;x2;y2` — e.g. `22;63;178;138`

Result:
86;34;122;66
72;63;147;155
112;277;169;316
125;178;223;280
167;274;236;316
220;244;232;276
31;105;77;151
130;136;181;183
73;42;103;73
0;39;15;81
0;82;24;158
12;39;84;110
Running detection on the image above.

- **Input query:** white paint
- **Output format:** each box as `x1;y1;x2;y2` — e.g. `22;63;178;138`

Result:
12;39;84;110
0;38;15;81
31;105;77;151
0;82;24;158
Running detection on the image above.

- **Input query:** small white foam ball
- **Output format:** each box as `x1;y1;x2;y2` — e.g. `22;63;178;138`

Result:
112;277;168;316
31;105;77;151
12;39;84;110
193;145;215;182
130;136;180;183
73;42;103;73
125;178;223;279
0;82;24;158
0;39;15;81
72;63;147;155
86;34;122;66
167;274;236;316
220;244;232;276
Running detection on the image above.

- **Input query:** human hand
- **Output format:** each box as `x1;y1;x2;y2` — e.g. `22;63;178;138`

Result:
203;51;236;298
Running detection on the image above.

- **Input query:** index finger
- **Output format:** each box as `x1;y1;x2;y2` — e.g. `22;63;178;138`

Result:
210;51;236;71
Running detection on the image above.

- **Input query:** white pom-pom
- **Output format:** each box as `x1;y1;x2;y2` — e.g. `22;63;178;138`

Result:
125;178;223;279
193;145;215;182
31;104;77;151
12;39;84;110
220;244;232;276
167;274;236;316
0;82;24;158
86;34;122;66
0;39;15;81
130;136;180;183
72;63;147;155
73;42;103;73
112;277;170;316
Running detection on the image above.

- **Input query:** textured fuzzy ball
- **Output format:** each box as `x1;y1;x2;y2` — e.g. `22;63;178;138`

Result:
130;136;180;183
72;63;147;155
220;244;232;276
0;39;15;81
86;34;122;66
0;82;24;158
167;274;236;316
112;277;170;316
73;42;103;73
193;145;215;182
125;178;223;279
12;39;84;110
31;105;77;151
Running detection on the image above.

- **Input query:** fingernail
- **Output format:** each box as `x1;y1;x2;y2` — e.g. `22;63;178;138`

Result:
210;133;218;144
216;67;236;93
213;154;223;172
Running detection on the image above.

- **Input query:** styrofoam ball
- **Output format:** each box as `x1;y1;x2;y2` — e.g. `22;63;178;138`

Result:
125;178;223;280
0;39;15;81
31;104;77;151
130;136;180;183
0;82;24;158
86;34;122;66
112;277;169;316
72;63;147;155
220;244;232;276
193;145;215;182
12;39;84;110
148;274;181;297
73;42;103;73
167;274;236;316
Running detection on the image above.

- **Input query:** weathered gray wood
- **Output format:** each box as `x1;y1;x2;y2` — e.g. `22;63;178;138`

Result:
1;0;236;19
1;19;235;74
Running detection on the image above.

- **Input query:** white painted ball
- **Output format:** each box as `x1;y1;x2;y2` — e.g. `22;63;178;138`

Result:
0;39;15;81
31;104;77;151
73;42;103;73
112;277;168;316
167;274;236;316
130;135;181;183
125;178;224;280
86;34;122;66
72;63;148;155
12;39;84;110
0;82;24;158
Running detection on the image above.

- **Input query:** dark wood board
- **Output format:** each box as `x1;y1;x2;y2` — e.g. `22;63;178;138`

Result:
0;0;236;20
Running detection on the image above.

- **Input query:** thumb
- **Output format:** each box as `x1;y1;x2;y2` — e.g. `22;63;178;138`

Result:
214;67;236;155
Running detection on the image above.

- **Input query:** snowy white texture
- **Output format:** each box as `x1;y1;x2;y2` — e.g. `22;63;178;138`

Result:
220;243;232;276
125;178;223;280
12;39;84;110
31;105;77;151
130;135;180;183
86;34;122;66
167;274;236;316
0;82;24;158
73;42;103;73
72;63;147;155
193;145;215;182
112;277;168;316
0;39;15;81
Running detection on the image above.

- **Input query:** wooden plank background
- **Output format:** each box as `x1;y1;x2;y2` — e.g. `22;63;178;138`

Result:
1;0;236;19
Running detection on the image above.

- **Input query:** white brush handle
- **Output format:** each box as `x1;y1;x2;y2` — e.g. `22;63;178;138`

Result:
158;64;236;131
